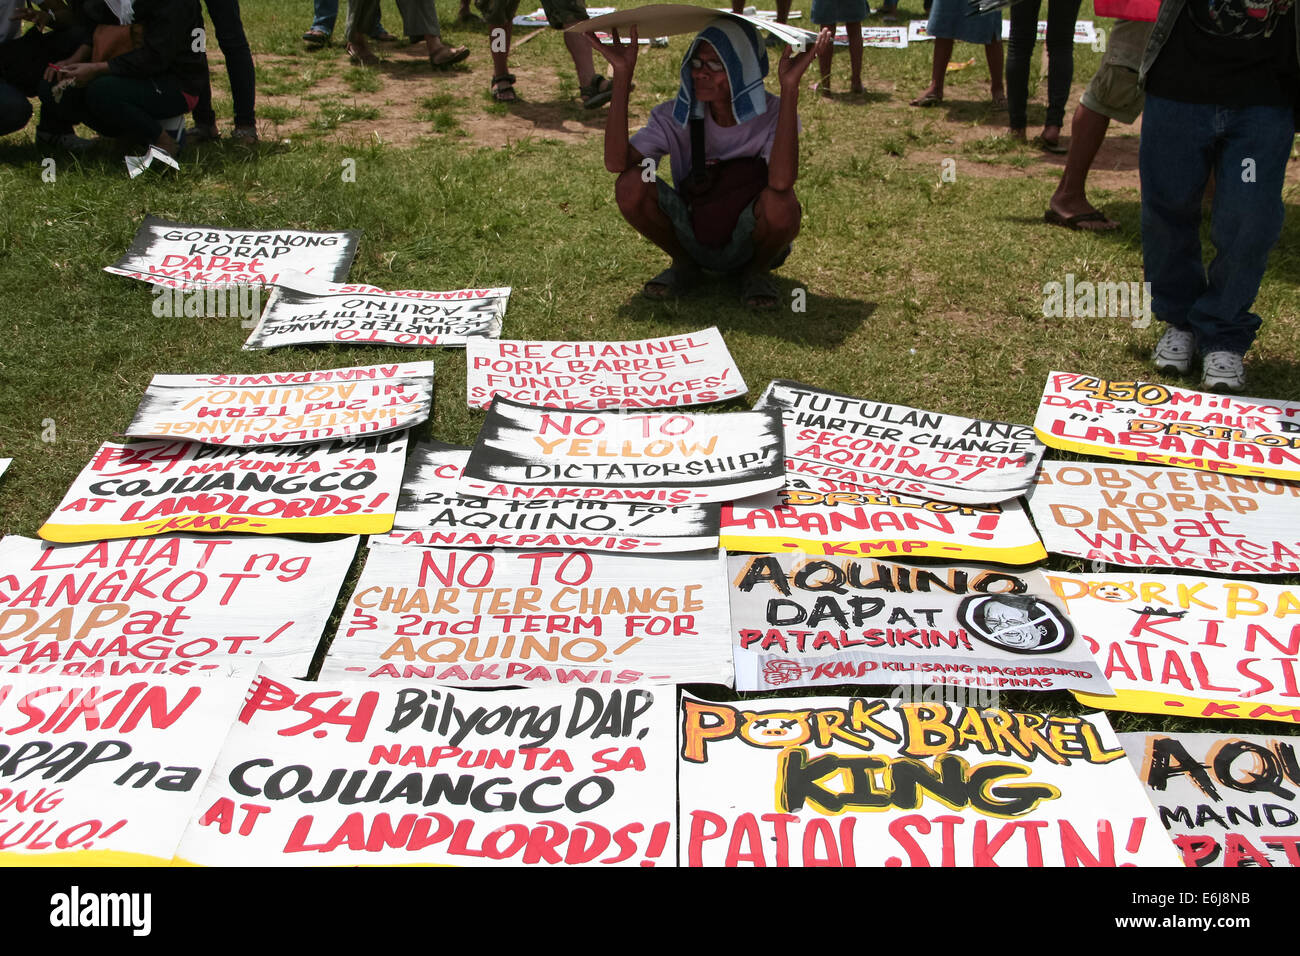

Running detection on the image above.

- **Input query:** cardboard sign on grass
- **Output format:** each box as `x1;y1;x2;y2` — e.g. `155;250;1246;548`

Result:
0;534;357;678
1045;571;1300;725
321;543;732;685
382;443;719;552
39;433;407;542
728;553;1107;694
720;483;1046;565
999;19;1097;42
835;24;907;47
678;693;1180;866
176;672;676;866
570;4;816;47
243;284;510;350
1036;371;1300;482
0;673;246;864
759;380;1046;504
459;399;785;504
105;215;360;288
1026;461;1300;574
125;361;433;446
1119;731;1300;867
466;328;745;410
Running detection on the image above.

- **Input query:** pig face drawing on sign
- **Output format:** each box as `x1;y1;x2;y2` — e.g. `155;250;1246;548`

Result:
1090;581;1136;602
958;593;1074;654
737;709;814;749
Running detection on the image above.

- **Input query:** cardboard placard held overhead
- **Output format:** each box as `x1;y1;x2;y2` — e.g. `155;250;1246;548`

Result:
759;380;1046;504
243;284;510;350
176;672;677;866
382;443;720;552
1026;461;1300;575
729;555;1108;694
466;328;746;410
1046;571;1300;725
0;673;247;865
322;543;733;685
1036;371;1300;482
105;216;360;289
1119;731;1300;867
678;693;1180;867
125;362;433;446
39;433;407;542
567;3;817;46
459;399;786;505
0;534;358;678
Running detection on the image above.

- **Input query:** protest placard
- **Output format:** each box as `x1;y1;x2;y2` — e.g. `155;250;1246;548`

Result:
39;433;407;543
322;543;732;685
1119;731;1300;867
0;459;8;480
105;216;360;289
515;5;614;25
459;399;785;505
0;534;357;678
1026;461;1300;575
1000;19;1096;42
1036;371;1300;482
720;483;1046;564
729;554;1107;694
175;672;676;866
381;443;719;552
835;24;907;47
0;672;247;864
466;328;746;410
570;4;816;47
759;380;1045;504
907;19;933;40
243;284;510;350
125;362;433;447
678;693;1180;866
1045;571;1300;725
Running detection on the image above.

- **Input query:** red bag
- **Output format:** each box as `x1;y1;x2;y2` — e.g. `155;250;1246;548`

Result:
1092;0;1159;23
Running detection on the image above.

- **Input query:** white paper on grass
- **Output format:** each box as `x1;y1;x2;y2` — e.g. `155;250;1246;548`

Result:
381;443;720;552
38;433;407;542
1026;461;1300;575
176;672;677;866
0;673;247;864
515;4;614;25
322;543;733;685
678;693;1181;866
0;459;9;480
834;25;907;47
568;4;817;49
125;145;179;178
243;283;510;350
1001;18;1096;43
125;361;433;446
1119;731;1300;868
466;327;746;410
758;380;1046;504
0;534;358;678
907;19;933;40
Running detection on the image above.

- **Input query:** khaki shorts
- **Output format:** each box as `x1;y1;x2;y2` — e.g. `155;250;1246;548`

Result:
476;0;587;27
1079;19;1154;125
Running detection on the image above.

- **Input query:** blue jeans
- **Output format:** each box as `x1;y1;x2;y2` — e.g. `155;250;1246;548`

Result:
312;0;386;35
1140;93;1294;355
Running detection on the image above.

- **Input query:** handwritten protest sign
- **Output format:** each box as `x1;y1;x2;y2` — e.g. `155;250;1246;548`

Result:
466;328;746;410
759;380;1045;504
720;483;1046;564
381;443;719;552
459;399;785;505
322;543;732;685
1036;371;1300;482
729;554;1106;694
573;5;815;48
39;433;407;543
0;534;357;678
125;362;433;446
1119;731;1300;867
835;24;907;47
0;673;246;864
105;216;360;289
243;284;510;350
175;672;675;866
1026;461;1300;575
1045;571;1300;725
679;693;1179;866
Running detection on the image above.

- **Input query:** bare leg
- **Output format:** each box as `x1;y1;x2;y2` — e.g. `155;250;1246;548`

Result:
563;26;598;87
615;169;690;262
815;28;834;96
1048;102;1118;228
847;21;863;92
775;0;791;21
750;187;802;272
912;37;952;103
489;22;512;80
986;38;1005;104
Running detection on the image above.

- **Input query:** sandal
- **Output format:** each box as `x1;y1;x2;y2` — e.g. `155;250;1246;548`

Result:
302;28;329;46
347;42;379;66
579;75;614;109
740;270;779;310
909;89;942;107
643;263;698;300
491;73;518;102
431;44;471;68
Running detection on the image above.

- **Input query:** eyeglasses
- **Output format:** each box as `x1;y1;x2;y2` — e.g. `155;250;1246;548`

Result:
688;56;726;73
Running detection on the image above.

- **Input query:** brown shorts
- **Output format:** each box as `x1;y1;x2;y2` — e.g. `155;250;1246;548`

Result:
1079;19;1154;125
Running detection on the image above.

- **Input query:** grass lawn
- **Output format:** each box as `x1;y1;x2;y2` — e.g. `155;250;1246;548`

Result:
1;0;1298;733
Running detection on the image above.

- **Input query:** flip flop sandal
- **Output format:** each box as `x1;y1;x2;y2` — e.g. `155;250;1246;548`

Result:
491;73;518;102
580;76;615;109
909;91;942;107
643;264;696;300
740;271;779;310
431;45;470;68
1044;208;1120;232
302;28;329;45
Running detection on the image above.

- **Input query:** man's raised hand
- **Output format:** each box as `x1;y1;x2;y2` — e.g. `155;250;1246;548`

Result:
778;27;831;91
586;25;640;80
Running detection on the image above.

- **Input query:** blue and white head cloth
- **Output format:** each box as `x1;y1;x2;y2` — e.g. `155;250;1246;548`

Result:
670;17;769;127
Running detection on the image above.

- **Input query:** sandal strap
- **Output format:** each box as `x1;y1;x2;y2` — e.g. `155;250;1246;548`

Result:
491;73;516;84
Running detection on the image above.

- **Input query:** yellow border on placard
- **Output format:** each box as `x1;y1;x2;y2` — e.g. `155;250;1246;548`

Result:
1073;688;1300;725
1034;428;1300;483
0;849;171;866
37;514;394;543
719;533;1047;565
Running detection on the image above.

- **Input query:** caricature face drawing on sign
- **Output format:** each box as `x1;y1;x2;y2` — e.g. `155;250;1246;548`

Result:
738;711;813;748
959;594;1073;654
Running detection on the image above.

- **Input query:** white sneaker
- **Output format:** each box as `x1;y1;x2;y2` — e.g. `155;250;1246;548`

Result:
35;130;94;153
1202;351;1246;392
1152;326;1195;375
